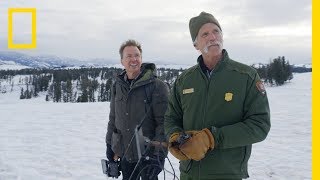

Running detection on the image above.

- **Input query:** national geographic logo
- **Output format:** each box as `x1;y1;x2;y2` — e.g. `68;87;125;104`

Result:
7;8;37;49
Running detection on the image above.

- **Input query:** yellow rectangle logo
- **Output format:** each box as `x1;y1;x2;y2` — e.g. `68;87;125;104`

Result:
8;8;37;49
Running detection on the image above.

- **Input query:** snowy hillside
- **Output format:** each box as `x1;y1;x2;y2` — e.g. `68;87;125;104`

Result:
0;60;31;70
0;73;311;180
0;51;116;69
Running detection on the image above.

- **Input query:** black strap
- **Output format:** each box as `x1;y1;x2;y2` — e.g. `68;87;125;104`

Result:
144;82;155;113
144;82;155;104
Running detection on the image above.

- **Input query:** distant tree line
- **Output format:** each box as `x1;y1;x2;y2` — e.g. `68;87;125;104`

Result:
252;56;293;86
0;56;306;101
291;66;312;73
0;67;183;102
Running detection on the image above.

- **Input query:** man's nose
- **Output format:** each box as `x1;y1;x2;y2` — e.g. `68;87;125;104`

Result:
208;32;217;40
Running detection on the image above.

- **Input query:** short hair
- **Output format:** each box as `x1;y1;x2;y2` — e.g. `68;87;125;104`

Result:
119;39;142;59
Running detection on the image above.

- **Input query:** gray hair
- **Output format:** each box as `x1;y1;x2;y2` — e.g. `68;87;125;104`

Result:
193;37;198;47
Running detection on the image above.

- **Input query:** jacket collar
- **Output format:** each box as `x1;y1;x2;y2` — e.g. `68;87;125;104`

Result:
197;49;229;75
117;63;156;87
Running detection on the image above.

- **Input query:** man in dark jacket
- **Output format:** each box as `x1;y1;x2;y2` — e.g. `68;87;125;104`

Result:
164;12;271;180
106;39;169;180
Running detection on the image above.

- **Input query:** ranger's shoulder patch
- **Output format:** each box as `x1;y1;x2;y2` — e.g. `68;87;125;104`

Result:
256;81;266;95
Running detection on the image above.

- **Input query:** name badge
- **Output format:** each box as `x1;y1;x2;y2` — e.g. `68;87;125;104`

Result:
183;88;194;94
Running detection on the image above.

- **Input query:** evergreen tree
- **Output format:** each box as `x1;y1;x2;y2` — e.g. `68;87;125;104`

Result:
47;84;54;101
98;83;105;102
25;85;32;99
61;82;68;102
253;56;293;86
79;78;89;102
66;79;73;102
11;81;14;92
105;78;113;101
20;88;25;99
53;82;62;102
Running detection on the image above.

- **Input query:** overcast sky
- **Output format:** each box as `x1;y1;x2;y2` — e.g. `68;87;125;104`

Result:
0;0;311;65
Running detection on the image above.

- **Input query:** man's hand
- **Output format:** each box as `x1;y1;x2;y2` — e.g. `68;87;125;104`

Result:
106;144;115;161
102;144;121;178
107;160;121;178
168;133;190;160
180;128;215;161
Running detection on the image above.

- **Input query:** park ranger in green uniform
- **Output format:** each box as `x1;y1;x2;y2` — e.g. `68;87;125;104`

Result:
164;12;271;180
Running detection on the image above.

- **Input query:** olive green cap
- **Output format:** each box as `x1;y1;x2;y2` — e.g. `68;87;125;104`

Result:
189;11;222;42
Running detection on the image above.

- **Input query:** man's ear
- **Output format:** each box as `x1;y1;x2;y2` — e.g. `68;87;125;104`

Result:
120;59;124;66
194;43;200;50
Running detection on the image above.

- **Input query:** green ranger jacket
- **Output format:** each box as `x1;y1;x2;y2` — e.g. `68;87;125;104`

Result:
164;50;270;179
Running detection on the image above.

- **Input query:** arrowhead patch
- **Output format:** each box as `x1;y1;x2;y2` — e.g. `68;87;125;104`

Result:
256;81;266;95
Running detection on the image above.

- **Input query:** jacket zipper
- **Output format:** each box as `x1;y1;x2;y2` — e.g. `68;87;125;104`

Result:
199;67;210;130
198;67;211;179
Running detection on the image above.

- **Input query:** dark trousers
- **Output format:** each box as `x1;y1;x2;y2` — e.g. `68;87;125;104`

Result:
121;158;158;180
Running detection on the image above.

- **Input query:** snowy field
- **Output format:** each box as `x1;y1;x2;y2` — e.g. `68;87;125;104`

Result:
0;73;311;180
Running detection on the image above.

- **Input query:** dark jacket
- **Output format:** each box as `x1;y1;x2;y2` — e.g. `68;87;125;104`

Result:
164;50;271;179
106;63;169;162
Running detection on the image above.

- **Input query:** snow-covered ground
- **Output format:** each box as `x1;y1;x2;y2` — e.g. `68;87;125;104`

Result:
0;73;311;180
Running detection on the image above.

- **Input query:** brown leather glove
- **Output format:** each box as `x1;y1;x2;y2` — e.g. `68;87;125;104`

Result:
180;128;214;161
168;132;189;160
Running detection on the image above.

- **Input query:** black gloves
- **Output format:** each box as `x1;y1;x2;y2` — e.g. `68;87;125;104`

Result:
106;144;121;178
145;155;165;179
106;144;115;161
